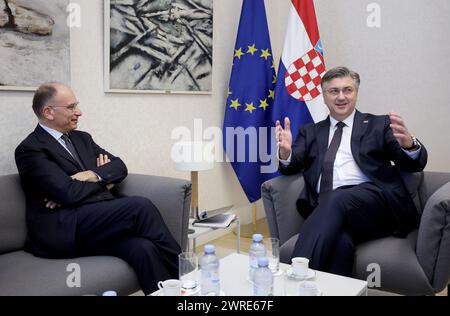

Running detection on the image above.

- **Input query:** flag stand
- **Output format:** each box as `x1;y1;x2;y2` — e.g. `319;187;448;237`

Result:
233;203;270;238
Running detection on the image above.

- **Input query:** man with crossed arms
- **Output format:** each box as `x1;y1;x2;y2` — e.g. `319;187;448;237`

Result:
15;83;180;294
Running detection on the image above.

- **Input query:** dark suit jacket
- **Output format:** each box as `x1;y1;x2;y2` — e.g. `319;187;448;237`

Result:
279;110;428;234
15;125;128;258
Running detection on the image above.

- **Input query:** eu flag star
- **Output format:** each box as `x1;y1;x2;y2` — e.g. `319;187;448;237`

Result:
247;44;258;55
259;99;269;110
260;48;271;60
230;98;241;110
235;47;245;59
245;102;256;113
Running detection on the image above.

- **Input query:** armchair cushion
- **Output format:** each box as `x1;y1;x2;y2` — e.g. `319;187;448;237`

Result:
399;171;423;214
0;175;26;254
261;175;305;245
354;231;433;295
0;251;139;296
416;182;450;291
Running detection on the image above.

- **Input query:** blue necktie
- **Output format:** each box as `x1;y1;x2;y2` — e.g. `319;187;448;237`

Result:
320;122;345;193
61;134;85;170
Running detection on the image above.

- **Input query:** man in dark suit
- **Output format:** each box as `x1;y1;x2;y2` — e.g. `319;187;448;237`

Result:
275;67;427;276
15;83;181;295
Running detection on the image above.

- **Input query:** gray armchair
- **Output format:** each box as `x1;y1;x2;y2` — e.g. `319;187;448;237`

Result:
262;171;450;295
0;173;191;296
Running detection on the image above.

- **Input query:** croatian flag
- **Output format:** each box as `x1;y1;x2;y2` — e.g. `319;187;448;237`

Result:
272;0;328;136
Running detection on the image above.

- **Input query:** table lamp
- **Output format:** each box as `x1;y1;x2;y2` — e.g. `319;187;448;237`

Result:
174;141;214;222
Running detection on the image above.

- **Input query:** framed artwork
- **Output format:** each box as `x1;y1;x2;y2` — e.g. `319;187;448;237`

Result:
0;0;70;91
104;0;213;94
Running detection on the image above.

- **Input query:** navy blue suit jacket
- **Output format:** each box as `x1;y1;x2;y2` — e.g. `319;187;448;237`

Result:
279;110;428;234
15;125;128;257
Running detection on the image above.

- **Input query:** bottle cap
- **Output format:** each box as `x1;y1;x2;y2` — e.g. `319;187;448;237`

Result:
204;244;215;254
102;290;117;296
252;234;263;242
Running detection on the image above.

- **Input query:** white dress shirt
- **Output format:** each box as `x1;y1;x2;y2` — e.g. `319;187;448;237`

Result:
39;123;74;157
317;111;369;192
39;123;102;180
279;110;421;193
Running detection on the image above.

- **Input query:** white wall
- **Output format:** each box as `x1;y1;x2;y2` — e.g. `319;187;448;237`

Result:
1;0;449;225
315;0;450;173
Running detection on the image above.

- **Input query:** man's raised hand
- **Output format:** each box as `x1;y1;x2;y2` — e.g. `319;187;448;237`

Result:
276;117;293;160
389;112;414;149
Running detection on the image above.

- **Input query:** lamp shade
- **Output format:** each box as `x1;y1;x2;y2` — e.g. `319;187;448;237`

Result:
173;141;214;171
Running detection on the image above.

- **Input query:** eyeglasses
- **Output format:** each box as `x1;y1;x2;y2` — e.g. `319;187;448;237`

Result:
49;102;79;111
325;87;356;96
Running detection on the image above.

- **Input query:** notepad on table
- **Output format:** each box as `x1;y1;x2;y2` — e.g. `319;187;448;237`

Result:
192;213;236;228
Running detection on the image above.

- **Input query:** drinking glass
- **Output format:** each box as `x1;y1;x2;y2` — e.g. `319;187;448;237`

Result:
266;237;282;276
178;252;199;292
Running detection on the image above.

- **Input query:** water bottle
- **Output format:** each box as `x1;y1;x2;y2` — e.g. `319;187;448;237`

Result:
200;244;220;296
253;257;273;296
249;233;266;282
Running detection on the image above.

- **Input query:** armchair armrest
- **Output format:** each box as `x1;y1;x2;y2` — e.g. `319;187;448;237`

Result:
261;174;305;245
416;181;450;293
116;174;192;251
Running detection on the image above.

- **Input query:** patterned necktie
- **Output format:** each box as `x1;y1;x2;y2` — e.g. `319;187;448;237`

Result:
320;121;346;193
61;134;85;170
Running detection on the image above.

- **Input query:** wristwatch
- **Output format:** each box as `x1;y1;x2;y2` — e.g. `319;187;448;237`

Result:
403;136;419;151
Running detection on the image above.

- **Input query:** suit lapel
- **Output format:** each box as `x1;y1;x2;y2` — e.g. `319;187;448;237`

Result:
313;117;331;188
351;110;369;167
68;132;90;170
34;125;82;170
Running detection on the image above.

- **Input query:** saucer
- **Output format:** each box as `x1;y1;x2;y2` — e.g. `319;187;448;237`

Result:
204;290;226;296
181;286;201;296
152;286;201;296
299;289;323;296
285;268;316;280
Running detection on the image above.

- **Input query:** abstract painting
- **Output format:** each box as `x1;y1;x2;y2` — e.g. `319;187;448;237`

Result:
105;0;213;93
0;0;70;91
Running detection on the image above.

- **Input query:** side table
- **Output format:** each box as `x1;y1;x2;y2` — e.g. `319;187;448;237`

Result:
187;215;240;254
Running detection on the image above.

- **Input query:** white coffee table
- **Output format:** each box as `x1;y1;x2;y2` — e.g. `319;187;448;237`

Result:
151;253;367;296
219;253;367;296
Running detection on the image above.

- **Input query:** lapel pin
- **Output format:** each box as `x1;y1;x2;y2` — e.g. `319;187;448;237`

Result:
363;120;369;124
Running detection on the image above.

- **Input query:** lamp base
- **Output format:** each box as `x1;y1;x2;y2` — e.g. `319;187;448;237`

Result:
233;218;270;238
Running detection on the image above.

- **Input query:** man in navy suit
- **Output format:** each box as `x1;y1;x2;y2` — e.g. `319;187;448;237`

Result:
15;83;181;294
276;67;427;276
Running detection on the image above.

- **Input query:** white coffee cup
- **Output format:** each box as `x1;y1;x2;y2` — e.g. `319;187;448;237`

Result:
291;257;309;277
298;281;319;296
157;279;182;296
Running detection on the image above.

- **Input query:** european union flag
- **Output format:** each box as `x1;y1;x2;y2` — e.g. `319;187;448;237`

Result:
223;0;278;203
